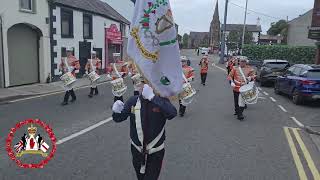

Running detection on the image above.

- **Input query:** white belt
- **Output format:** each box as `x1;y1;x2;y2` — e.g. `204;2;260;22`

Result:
131;141;165;155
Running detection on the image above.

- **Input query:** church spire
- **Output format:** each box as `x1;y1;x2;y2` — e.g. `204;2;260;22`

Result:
212;0;219;21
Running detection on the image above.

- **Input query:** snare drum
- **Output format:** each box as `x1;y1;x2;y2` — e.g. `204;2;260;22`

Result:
111;78;127;97
239;82;259;104
88;71;100;82
131;74;142;86
179;82;196;106
60;72;76;87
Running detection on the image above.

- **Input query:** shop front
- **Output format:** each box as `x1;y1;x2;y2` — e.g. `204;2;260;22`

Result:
105;24;123;71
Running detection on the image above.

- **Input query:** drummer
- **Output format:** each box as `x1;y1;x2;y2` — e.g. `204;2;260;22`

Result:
227;57;255;120
85;51;102;98
179;58;194;117
59;47;80;106
128;61;141;96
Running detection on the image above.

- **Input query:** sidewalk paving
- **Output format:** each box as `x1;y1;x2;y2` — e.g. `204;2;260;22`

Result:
0;74;110;102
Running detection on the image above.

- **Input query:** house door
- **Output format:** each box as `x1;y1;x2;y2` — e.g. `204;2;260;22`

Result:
79;41;91;76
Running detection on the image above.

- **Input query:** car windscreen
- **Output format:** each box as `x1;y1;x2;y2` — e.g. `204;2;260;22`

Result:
265;62;289;69
306;70;320;78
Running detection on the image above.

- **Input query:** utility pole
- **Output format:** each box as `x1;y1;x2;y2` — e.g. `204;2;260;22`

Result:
241;0;248;55
219;0;229;64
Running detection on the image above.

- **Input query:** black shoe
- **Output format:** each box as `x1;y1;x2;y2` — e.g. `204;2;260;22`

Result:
180;114;184;117
234;112;237;116
61;102;68;106
203;83;206;86
244;105;248;109
70;98;76;103
94;92;99;95
88;94;93;98
237;114;244;121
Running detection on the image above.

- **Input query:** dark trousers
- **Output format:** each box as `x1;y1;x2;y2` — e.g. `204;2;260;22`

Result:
89;87;99;95
63;89;76;102
179;100;186;116
201;73;207;84
114;96;123;102
134;91;140;96
233;91;244;115
131;145;165;180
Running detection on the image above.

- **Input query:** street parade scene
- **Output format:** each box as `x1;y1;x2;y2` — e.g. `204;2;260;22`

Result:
0;0;320;179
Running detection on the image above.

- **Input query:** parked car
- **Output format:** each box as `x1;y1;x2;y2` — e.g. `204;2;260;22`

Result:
256;60;290;86
201;48;210;55
274;64;320;105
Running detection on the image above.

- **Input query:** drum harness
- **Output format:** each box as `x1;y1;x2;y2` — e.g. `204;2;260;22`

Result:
131;98;165;174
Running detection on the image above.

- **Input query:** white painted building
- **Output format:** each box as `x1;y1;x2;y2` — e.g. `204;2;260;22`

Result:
0;0;51;87
50;0;130;80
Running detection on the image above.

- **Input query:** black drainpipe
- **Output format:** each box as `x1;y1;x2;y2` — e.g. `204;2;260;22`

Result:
0;16;5;88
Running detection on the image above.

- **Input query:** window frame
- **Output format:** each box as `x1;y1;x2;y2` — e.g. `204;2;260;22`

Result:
61;8;74;38
83;14;93;39
19;0;36;13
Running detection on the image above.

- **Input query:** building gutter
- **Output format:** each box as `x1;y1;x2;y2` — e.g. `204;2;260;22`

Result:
0;16;5;88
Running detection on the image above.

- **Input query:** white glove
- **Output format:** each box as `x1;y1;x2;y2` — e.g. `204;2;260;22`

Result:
231;82;236;88
128;72;132;77
112;100;124;113
85;71;88;75
247;77;252;81
106;74;112;80
142;84;155;101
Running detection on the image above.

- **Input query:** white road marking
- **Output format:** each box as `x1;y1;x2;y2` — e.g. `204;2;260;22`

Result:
263;91;269;96
8;81;111;103
56;117;113;145
212;63;227;73
291;117;305;128
270;97;277;102
278;105;288;113
258;96;266;100
258;87;262;91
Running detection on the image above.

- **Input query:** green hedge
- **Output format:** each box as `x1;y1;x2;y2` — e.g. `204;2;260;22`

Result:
243;45;316;64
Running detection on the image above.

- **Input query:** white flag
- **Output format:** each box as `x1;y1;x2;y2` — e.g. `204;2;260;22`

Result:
128;0;183;97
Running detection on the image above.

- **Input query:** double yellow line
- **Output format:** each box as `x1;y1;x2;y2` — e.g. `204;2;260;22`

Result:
284;127;320;180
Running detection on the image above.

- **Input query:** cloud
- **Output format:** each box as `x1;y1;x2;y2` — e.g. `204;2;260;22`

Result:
170;0;314;35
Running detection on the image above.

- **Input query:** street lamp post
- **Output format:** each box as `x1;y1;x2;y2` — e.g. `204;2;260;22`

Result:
241;0;249;55
219;0;229;64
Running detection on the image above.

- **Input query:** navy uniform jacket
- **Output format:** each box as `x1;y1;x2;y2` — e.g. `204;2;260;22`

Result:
112;95;177;148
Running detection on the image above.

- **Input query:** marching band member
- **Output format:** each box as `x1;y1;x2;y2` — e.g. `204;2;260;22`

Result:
199;55;209;86
226;56;236;74
59;47;80;106
227;57;256;120
85;51;102;98
109;62;126;103
112;82;177;180
128;61;141;96
179;58;194;117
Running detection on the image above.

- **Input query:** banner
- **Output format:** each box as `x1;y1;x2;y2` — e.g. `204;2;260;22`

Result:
127;0;183;97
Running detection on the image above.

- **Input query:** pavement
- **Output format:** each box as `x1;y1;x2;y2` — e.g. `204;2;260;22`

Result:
0;74;111;103
0;49;319;180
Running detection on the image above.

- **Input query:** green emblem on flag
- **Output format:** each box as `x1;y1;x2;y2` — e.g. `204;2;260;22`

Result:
160;76;170;85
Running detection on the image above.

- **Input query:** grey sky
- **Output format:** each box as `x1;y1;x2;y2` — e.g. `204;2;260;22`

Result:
170;0;315;35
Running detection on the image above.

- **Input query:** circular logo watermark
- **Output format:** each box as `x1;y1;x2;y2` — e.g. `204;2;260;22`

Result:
6;119;57;168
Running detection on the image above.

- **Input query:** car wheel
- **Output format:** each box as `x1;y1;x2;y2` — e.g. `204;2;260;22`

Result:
292;89;302;105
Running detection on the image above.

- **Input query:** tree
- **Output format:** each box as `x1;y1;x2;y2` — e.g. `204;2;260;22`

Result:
244;31;253;44
227;31;240;51
182;33;189;48
267;19;288;43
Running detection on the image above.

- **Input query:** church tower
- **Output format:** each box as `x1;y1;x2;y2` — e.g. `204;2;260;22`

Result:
209;0;221;50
